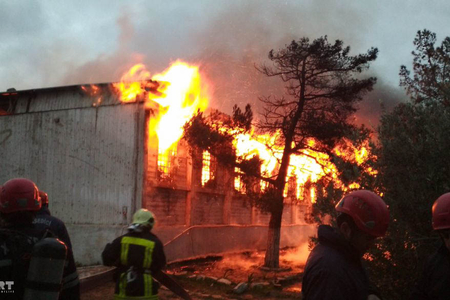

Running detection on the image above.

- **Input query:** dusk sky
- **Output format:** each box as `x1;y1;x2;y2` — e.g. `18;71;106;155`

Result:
1;0;449;125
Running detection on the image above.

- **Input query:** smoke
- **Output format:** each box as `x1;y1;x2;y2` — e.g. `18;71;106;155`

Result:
354;78;408;128
183;0;406;126
32;0;409;126
60;12;143;86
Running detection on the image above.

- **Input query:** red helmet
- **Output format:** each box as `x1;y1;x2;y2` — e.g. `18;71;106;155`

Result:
432;193;450;230
39;191;49;205
336;190;389;237
0;178;41;213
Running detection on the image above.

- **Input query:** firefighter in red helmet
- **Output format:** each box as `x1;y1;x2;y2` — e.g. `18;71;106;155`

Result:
0;178;80;300
302;190;389;300
410;193;450;300
32;189;80;297
0;178;41;222
34;190;74;249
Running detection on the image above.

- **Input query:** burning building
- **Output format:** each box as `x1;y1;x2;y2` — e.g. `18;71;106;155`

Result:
0;61;325;265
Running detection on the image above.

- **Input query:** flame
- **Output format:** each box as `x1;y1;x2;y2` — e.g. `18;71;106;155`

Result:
334;139;378;191
335;140;376;169
310;187;316;203
232;129;375;202
202;151;215;186
232;131;335;203
81;84;103;106
113;61;209;156
150;62;209;153
112;64;152;103
111;60;374;199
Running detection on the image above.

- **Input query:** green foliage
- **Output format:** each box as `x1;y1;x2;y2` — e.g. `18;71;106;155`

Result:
184;35;378;268
232;104;253;132
370;29;450;300
373;101;450;299
400;29;450;105
310;125;379;225
183;110;236;166
183;111;232;152
379;102;450;234
259;36;378;155
246;185;283;215
303;29;450;300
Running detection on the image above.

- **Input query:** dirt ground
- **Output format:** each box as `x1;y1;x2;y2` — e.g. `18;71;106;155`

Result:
81;247;307;300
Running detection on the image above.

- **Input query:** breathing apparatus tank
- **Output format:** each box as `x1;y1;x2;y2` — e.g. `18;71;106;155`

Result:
23;237;68;300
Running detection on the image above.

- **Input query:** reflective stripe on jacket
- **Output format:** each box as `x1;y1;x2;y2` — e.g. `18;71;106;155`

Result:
102;231;166;300
118;237;156;299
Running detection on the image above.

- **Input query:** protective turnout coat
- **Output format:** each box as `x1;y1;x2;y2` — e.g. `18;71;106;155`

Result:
302;225;377;300
33;207;73;249
410;244;450;300
102;230;166;300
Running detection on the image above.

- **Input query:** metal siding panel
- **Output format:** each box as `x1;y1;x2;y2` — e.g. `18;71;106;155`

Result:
14;95;29;113
0;102;144;225
28;88;119;112
9;87;121;114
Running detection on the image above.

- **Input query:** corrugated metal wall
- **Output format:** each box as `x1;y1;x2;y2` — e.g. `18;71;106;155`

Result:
0;87;145;225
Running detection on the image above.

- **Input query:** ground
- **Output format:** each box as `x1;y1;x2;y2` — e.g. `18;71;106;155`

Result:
81;247;308;300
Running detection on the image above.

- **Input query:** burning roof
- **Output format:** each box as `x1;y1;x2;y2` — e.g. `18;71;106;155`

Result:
1;60;376;202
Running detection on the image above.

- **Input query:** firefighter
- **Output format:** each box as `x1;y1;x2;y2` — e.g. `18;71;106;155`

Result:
102;208;192;300
410;193;450;300
33;190;73;249
0;178;80;300
32;190;80;298
301;190;389;300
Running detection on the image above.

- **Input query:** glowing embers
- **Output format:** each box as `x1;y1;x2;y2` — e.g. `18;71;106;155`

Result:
201;151;216;188
157;146;178;180
80;84;103;106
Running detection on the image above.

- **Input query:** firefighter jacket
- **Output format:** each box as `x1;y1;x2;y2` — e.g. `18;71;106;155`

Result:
0;224;80;300
102;230;167;300
33;206;73;249
410;243;450;300
302;225;378;300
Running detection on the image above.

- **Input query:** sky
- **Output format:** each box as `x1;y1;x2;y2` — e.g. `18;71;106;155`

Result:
1;0;449;126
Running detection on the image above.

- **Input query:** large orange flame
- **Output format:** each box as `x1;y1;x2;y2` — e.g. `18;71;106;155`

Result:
113;61;209;155
233;131;336;202
232;129;375;202
112;61;374;200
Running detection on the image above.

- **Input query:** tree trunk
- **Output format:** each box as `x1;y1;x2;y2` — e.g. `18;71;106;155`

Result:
264;199;283;268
